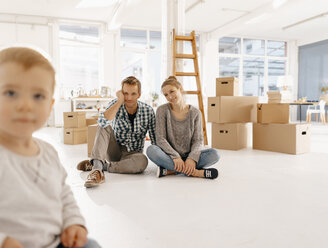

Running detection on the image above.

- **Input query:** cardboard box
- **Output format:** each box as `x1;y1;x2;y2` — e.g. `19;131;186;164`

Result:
63;112;86;128
267;90;291;98
216;77;239;96
257;103;290;124
267;90;292;103
268;99;282;103
87;124;98;157
253;123;311;154
86;118;98;126
208;96;258;123
267;91;281;99
212;123;251;150
63;127;87;145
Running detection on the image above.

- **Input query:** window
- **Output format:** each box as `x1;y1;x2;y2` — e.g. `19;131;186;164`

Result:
244;39;265;55
121;51;144;81
268;60;286;91
120;29;147;48
219;37;241;54
219;57;240;78
267;40;286;57
243;57;264;96
120;29;161;102
218;37;287;96
150;31;161;49
59;23;102;95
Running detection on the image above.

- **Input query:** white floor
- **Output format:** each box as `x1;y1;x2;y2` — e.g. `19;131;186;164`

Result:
34;124;328;248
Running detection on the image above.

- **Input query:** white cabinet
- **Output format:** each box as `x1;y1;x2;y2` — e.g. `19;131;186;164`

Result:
72;97;113;115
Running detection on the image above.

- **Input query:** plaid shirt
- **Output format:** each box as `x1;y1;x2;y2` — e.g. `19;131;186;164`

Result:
98;99;156;152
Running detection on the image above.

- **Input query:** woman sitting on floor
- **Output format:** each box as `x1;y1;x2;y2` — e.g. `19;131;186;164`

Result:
146;76;220;179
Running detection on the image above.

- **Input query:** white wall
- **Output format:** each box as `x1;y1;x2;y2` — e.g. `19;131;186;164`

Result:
297;34;328;47
201;34;219;98
200;34;219;146
0;22;50;57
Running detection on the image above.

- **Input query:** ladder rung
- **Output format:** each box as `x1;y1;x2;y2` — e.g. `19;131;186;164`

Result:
175;35;193;41
176;54;195;59
175;72;198;76
183;91;200;95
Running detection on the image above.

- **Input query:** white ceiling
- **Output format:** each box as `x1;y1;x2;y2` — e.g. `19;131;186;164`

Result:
1;0;328;45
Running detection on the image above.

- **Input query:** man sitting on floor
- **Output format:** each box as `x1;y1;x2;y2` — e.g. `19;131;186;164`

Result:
77;76;156;188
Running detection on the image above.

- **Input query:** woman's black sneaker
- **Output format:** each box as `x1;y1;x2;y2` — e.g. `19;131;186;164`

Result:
203;168;218;179
157;167;168;178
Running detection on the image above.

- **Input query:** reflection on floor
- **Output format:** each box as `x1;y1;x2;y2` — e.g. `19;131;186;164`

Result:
34;124;328;248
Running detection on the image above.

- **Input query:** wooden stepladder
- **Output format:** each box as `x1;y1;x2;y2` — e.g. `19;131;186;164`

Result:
172;28;208;145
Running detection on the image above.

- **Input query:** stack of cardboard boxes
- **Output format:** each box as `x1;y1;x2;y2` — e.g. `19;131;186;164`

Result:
63;112;87;145
207;78;311;154
208;77;258;150
254;102;311;154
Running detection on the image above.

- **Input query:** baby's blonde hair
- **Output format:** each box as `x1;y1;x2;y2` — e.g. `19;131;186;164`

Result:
0;47;56;93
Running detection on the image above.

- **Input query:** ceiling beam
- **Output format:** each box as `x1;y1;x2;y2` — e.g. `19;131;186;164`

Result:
208;0;299;40
208;2;274;39
282;10;328;30
186;0;205;13
105;0;128;30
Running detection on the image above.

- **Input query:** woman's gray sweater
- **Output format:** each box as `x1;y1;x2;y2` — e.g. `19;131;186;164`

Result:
155;103;203;162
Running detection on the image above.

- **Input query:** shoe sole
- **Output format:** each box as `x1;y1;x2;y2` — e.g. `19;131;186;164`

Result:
84;180;105;188
156;167;161;178
78;167;92;172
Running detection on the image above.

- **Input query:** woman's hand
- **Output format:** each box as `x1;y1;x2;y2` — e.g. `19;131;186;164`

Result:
61;225;88;248
183;158;196;176
173;158;185;172
2;237;23;248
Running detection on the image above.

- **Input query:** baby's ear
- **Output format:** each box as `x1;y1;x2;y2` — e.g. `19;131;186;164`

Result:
50;98;55;108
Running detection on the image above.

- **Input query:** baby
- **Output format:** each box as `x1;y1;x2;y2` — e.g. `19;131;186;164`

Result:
0;47;100;248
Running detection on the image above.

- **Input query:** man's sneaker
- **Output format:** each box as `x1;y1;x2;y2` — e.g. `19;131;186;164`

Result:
203;168;219;179
77;160;93;171
84;170;105;188
157;167;168;178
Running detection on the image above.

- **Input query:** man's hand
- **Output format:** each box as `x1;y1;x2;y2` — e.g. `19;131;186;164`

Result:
173;158;185;173
2;237;23;248
183;158;196;176
104;90;124;120
116;90;124;104
61;225;88;248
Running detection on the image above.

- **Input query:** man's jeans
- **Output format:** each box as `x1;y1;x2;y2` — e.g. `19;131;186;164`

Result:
146;145;220;172
91;125;148;174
